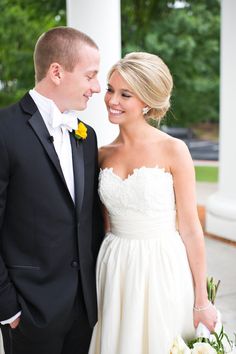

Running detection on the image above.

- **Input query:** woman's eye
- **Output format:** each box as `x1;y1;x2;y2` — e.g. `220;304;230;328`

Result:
122;93;131;98
106;87;113;93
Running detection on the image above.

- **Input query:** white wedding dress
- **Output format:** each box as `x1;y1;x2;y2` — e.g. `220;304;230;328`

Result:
89;166;195;354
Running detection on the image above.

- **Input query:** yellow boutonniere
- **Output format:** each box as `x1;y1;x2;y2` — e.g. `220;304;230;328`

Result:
74;122;87;140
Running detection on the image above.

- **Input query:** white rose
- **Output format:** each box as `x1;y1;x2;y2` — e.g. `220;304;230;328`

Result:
170;336;191;354
192;342;217;354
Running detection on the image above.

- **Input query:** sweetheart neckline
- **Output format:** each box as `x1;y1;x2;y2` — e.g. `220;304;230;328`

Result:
99;166;172;182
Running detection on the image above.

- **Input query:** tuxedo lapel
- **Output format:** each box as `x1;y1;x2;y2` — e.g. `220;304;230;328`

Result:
28;110;69;194
21;92;74;205
70;134;84;216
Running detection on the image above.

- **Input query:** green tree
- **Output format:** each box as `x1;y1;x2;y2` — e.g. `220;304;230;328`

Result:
121;0;220;126
1;0;220;127
0;0;66;107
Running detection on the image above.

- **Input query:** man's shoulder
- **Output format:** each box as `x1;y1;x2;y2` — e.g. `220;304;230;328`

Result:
0;101;21;127
0;92;34;125
0;101;20;114
0;93;29;114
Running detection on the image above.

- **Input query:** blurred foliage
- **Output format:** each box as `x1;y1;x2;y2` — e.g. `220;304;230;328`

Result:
0;0;66;106
1;0;220;127
121;0;220;126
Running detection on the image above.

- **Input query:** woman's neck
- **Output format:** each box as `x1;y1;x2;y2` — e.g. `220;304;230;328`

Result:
117;120;155;144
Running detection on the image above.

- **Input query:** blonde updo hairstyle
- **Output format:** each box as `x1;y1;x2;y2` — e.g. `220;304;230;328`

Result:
107;52;173;121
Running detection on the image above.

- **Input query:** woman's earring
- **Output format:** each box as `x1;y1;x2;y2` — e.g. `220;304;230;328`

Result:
142;106;150;115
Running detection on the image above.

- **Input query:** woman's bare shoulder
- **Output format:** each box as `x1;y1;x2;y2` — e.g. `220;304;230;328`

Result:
157;131;189;156
153;131;192;172
98;142;119;167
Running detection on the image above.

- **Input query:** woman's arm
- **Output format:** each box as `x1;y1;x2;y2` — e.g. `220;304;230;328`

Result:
169;138;217;331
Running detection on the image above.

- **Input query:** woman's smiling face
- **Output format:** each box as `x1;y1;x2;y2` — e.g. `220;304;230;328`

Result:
104;70;146;126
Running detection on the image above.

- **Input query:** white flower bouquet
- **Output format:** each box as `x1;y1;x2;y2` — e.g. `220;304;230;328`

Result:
170;277;235;354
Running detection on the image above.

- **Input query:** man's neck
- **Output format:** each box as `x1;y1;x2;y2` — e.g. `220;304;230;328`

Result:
34;82;65;112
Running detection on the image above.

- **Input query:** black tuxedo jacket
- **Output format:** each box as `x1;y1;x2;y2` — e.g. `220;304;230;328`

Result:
0;93;103;339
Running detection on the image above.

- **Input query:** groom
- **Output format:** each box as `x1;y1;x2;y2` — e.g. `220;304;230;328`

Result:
0;27;103;354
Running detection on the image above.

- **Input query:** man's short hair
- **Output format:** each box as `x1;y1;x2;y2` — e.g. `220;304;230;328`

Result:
34;26;98;83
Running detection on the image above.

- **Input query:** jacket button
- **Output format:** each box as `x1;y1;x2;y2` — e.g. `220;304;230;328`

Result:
71;260;79;268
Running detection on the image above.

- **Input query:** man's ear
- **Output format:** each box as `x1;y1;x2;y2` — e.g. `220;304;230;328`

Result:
48;62;63;85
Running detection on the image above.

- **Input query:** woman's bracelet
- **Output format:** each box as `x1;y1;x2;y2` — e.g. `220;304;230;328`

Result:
193;301;211;312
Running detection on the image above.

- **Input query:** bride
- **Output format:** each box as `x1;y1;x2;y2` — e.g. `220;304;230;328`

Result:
89;52;217;354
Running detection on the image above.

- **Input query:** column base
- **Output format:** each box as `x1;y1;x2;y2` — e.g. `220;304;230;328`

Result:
206;192;236;242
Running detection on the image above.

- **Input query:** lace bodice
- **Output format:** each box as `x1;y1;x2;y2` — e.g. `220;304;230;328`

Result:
99;166;176;218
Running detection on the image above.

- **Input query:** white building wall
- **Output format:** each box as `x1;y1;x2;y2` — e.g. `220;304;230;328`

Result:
66;0;120;146
206;0;236;241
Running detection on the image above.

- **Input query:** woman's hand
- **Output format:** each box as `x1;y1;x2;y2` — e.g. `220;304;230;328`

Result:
193;302;218;332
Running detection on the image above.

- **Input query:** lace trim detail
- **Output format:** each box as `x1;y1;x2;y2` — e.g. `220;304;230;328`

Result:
100;166;172;182
99;166;175;217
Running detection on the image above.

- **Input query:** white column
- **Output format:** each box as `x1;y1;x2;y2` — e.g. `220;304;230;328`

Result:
66;0;120;146
206;0;236;241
